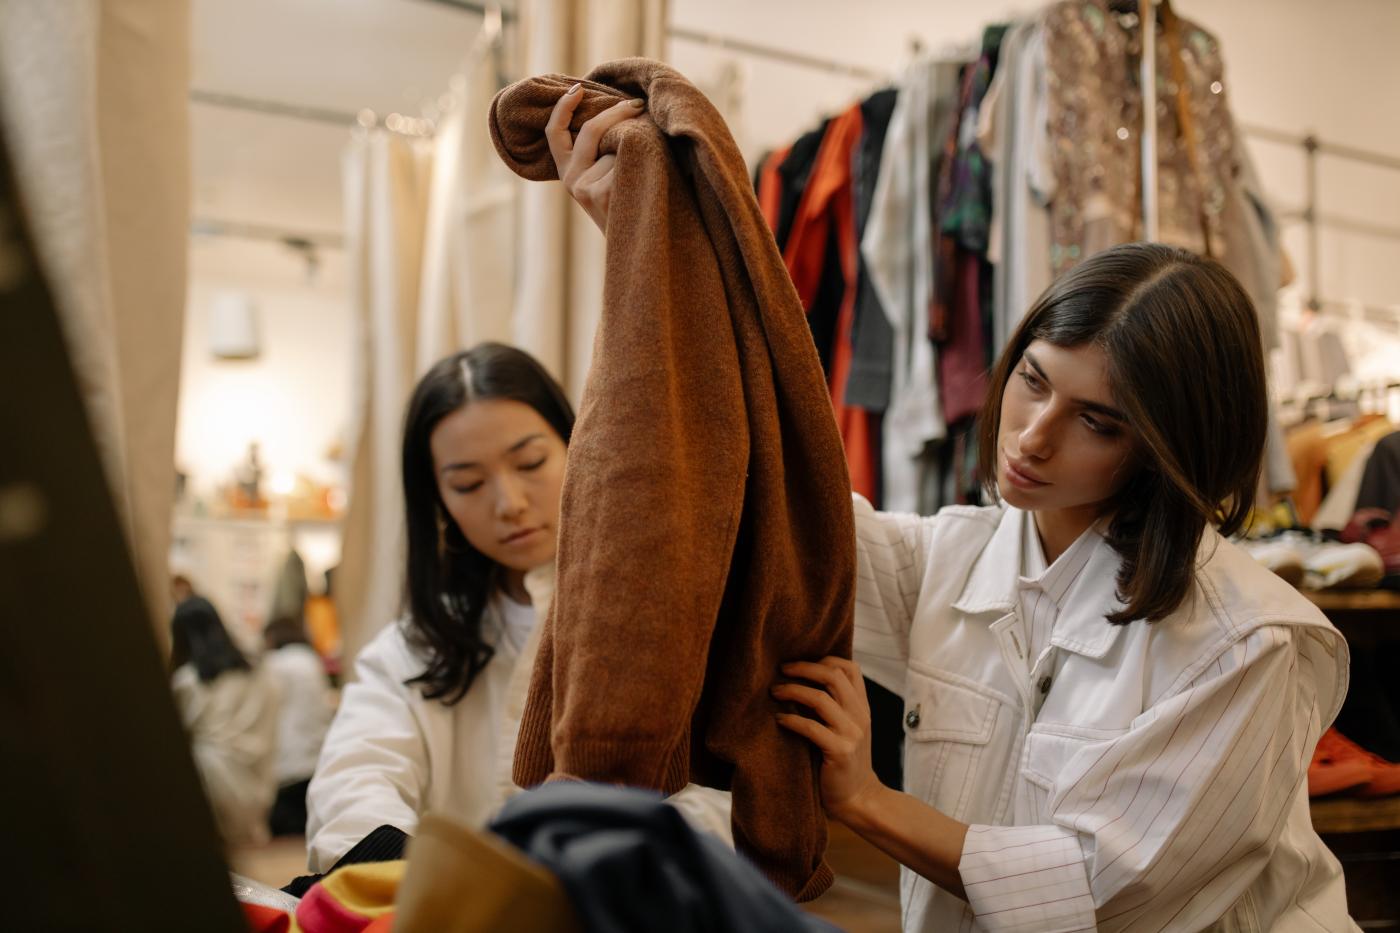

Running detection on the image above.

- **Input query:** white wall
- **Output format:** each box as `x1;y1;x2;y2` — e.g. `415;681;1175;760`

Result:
176;236;352;501
173;0;1400;507
667;0;1400;314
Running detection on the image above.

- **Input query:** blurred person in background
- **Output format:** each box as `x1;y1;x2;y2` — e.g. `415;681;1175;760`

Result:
262;615;334;837
170;596;279;846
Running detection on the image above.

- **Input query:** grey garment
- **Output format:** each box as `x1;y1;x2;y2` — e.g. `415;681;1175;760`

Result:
982;20;1054;360
491;783;841;933
268;547;309;624
846;88;900;412
1223;141;1285;351
1297;325;1352;387
1264;405;1297;495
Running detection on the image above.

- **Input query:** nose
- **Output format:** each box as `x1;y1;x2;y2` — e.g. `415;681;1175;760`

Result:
494;474;529;521
1018;407;1055;460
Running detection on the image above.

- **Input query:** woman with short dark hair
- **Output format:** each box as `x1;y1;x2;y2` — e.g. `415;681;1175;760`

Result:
170;596;278;846
774;244;1357;931
550;88;1356;928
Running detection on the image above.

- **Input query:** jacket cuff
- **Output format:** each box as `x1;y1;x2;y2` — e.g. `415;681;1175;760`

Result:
959;823;1096;932
334;824;410;867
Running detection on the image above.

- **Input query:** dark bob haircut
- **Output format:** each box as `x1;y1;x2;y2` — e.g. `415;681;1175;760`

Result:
400;342;574;704
170;597;251;683
977;243;1267;625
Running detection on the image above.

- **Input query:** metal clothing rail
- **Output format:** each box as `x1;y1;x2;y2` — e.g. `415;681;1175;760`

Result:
1240;123;1400;175
189;89;360;128
415;0;516;22
190;217;345;250
668;26;886;82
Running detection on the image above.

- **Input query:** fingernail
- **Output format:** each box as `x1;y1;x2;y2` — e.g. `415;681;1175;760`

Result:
567;82;582;96
630;98;645;109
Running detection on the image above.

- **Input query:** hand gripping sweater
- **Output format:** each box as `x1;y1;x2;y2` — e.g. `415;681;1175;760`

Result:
489;58;856;901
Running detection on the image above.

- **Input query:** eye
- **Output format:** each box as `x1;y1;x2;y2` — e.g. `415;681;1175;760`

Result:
1081;414;1120;437
450;480;484;494
1019;369;1045;392
519;457;547;472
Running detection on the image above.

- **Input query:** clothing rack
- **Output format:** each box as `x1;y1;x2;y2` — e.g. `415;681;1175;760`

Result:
664;20;1400;314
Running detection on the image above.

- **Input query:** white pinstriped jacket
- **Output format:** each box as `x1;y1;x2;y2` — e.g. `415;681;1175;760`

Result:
853;496;1358;933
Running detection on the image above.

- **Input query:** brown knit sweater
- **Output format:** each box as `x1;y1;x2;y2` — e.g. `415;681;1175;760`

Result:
489;58;855;901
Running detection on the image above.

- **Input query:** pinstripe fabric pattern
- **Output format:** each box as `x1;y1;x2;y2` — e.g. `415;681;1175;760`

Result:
850;496;1357;933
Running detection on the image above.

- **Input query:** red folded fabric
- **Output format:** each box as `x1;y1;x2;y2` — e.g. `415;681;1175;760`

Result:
241;903;291;933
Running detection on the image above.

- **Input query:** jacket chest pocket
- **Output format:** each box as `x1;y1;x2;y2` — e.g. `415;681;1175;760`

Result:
902;666;1008;822
1020;725;1126;822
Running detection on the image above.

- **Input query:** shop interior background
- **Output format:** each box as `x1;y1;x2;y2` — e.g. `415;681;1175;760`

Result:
2;0;1387;925
181;0;1400;607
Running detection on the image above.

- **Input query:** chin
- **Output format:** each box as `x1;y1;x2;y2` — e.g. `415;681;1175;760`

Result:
998;484;1038;511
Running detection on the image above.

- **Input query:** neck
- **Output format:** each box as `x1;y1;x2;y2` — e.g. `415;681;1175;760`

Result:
500;568;531;604
1032;506;1100;564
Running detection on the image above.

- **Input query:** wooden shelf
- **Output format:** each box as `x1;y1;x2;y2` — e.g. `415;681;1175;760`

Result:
1311;794;1400;834
1303;590;1400;612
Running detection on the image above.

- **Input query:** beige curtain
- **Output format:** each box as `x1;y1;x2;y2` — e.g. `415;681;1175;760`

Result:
512;0;667;400
337;1;665;667
415;46;521;376
336;130;434;670
0;0;191;638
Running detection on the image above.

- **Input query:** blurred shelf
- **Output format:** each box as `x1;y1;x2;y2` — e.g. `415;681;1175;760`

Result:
1312;794;1400;834
1303;590;1400;612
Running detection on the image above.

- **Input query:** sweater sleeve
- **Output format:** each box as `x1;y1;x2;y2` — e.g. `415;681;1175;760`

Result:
304;627;429;872
851;493;928;696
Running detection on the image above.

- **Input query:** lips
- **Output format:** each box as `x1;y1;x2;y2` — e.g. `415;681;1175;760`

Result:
1003;454;1049;489
501;527;543;545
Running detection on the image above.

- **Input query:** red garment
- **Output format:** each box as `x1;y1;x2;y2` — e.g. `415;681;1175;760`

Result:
938;251;991;424
242;903;291;933
756;146;789;231
780;105;877;501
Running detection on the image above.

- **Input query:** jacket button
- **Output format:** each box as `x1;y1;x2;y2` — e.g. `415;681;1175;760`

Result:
905;706;921;729
1038;675;1052;695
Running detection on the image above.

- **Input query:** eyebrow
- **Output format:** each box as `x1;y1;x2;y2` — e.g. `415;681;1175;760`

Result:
440;433;546;474
1022;351;1127;422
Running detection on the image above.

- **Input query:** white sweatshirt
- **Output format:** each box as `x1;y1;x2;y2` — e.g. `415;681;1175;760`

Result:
173;664;279;846
305;566;732;871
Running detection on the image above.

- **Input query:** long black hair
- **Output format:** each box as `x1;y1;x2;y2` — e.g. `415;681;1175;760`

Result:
978;243;1267;624
401;342;574;704
170;597;252;683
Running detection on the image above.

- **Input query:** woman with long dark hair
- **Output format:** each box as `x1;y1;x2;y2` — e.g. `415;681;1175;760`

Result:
305;342;731;872
170;596;279;846
305;343;572;870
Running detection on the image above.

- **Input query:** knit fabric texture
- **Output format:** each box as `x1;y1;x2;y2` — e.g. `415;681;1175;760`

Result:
489;58;855;901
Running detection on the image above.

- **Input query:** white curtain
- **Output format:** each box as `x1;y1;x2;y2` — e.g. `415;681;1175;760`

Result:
416;47;520;375
512;0;667;400
336;1;665;666
0;0;191;638
337;130;433;670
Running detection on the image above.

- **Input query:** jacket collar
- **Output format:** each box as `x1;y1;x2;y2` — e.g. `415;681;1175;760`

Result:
953;507;1126;660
